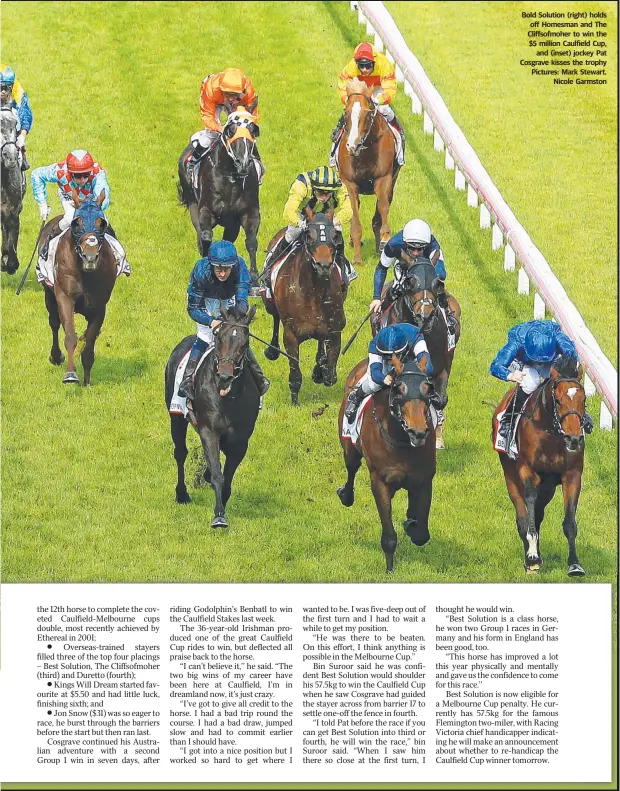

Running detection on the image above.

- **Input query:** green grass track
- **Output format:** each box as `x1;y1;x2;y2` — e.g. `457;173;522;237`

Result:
1;1;616;583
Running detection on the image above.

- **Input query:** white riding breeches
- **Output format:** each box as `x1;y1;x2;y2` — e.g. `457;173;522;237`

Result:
377;104;395;123
57;197;76;231
196;323;215;347
520;363;552;394
357;371;383;395
285;224;303;244
191;129;220;149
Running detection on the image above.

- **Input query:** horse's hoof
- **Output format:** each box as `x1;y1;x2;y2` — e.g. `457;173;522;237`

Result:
337;486;354;507
211;515;228;528
525;562;541;574
291;393;299;406
312;365;324;385
49;353;65;366
6;265;18;275
264;346;280;361
568;563;585;577
405;519;430;546
62;372;79;384
176;491;192;504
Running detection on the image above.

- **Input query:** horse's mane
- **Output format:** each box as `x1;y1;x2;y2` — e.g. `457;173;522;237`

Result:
551;354;580;380
346;78;369;97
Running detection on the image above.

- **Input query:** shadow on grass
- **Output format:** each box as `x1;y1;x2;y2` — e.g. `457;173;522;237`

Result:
63;355;150;386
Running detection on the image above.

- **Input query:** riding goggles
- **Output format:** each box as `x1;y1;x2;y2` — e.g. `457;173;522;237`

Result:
356;59;375;69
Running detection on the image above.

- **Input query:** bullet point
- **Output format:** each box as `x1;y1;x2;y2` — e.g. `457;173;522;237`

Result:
47;682;52;686
47;711;52;715
47;645;52;649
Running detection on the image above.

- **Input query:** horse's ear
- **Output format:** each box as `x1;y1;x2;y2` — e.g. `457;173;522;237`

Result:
549;364;561;381
576;362;584;380
249;122;260;139
303;205;314;221
72;188;82;207
431;277;441;294
363;83;374;98
246;304;257;323
220;306;230;322
96;190;106;207
326;208;335;222
406;273;420;291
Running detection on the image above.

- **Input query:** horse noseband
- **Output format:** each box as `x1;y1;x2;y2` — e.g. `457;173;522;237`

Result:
549;377;587;436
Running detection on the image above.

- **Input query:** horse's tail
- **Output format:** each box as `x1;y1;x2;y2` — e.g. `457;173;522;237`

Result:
177;151;196;208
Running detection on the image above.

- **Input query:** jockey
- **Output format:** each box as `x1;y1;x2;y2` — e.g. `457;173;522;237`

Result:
344;323;433;422
0;64;33;170
490;320;594;452
186;68;259;167
265;166;356;284
333;42;405;164
178;240;270;402
370;219;457;335
31;150;111;259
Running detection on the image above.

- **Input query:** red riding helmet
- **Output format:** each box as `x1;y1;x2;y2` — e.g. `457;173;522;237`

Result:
66;149;94;174
354;42;375;62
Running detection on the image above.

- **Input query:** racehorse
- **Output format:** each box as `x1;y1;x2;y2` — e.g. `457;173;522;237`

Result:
337;354;437;572
336;80;400;267
41;191;118;385
164;306;261;527
178;110;261;290
493;355;589;577
375;258;461;449
1;107;25;274
261;212;346;405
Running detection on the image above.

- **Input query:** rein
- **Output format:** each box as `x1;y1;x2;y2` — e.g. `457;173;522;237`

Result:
525;377;586;436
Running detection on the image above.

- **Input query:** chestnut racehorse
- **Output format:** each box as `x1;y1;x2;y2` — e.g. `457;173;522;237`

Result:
337;355;436;573
493;355;588;576
336;80;400;267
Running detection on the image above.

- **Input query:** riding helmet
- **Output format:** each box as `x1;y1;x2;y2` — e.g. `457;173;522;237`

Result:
220;68;245;94
403;219;432;248
0;65;15;86
66;150;95;174
524;325;557;362
308;166;341;192
354;43;375;63
375;325;409;356
208;240;238;267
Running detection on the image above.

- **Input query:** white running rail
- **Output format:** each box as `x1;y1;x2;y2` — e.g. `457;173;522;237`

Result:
351;0;616;429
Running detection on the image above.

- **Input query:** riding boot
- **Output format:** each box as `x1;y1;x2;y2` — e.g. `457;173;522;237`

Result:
178;338;208;401
389;113;406;164
501;386;528;458
337;249;357;285
247;348;270;396
186;141;208;168
437;286;458;334
19;147;30;170
330;113;346;143
345;385;367;423
583;411;594;434
39;224;62;262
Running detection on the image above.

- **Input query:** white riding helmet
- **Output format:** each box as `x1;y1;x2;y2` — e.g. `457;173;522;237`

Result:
403;219;431;248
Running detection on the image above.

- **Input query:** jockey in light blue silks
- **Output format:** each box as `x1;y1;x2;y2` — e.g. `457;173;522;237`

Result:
0;63;33;170
344;322;433;422
178;240;270;402
490;320;594;456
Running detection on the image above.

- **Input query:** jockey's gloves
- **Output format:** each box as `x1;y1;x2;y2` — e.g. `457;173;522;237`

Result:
17;132;26;148
333;218;342;231
38;202;50;220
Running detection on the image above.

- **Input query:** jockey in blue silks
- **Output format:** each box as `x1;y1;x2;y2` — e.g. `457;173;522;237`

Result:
178;240;270;401
0;64;33;170
344;323;433;422
490;319;593;451
369;219;457;335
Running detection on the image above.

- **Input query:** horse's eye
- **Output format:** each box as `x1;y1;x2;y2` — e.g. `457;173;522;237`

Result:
249;123;259;138
224;125;235;139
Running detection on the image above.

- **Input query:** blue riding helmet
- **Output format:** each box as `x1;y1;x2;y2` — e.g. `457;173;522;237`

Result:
0;65;16;86
375;325;409;356
208;240;238;267
524;326;557;362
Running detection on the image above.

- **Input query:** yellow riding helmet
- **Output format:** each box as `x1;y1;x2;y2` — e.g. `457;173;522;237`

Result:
220;68;245;94
309;166;341;192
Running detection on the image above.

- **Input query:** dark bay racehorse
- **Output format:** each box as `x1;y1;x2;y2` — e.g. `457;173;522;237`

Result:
1;108;25;274
376;258;461;449
262;212;346;405
178;110;261;288
337;355;436;572
493;355;588;576
337;80;400;267
165;306;261;527
41;191;117;385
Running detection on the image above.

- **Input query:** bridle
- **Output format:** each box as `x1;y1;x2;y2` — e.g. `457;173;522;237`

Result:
402;289;437;331
547;377;587;436
373;368;432;448
303;219;337;277
345;93;380;151
212;321;249;385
